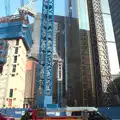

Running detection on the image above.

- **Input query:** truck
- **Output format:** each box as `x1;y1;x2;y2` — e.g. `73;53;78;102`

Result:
20;107;112;120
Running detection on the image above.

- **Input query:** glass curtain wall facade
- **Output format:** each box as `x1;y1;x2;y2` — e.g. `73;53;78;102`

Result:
108;0;120;74
101;0;120;78
65;0;96;106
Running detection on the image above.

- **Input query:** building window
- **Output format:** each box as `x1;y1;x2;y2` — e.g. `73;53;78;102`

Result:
15;47;18;54
9;89;13;97
84;100;88;106
23;104;25;108
85;55;89;64
11;74;15;77
12;65;16;72
84;90;87;99
26;104;28;108
13;56;17;63
0;65;3;73
16;40;19;45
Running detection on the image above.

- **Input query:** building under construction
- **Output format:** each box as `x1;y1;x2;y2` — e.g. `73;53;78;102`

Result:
0;14;32;108
0;0;120;108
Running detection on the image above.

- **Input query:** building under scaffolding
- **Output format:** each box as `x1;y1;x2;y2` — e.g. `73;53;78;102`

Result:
87;0;120;106
0;14;32;108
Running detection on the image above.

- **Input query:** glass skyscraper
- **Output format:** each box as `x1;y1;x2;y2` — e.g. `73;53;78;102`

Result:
65;0;120;106
71;0;89;30
65;0;96;106
101;0;119;77
108;0;120;74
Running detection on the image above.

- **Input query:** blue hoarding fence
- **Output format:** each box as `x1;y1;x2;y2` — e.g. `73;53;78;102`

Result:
0;108;28;118
98;106;120;119
1;107;120;119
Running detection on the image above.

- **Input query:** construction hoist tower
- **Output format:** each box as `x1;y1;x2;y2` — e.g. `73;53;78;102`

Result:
36;0;55;108
87;0;120;106
18;0;59;108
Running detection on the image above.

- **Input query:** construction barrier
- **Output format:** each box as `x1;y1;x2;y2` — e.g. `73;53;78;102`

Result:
0;108;28;118
98;106;120;119
41;117;81;119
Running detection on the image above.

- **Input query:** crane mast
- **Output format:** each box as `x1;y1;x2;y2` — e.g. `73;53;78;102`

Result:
17;0;55;108
36;0;54;108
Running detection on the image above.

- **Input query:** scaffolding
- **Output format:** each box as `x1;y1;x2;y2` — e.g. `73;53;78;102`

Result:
87;0;120;106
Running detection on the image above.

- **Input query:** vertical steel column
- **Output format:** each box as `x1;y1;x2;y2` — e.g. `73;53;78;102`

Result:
36;0;54;107
20;0;24;7
5;0;10;16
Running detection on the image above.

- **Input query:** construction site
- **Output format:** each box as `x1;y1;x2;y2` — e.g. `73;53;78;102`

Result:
0;0;120;119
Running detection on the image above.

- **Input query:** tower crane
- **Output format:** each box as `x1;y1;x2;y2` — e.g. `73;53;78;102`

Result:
18;0;55;108
36;0;55;108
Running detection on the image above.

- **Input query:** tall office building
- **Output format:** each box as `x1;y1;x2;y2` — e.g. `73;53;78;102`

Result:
66;0;96;106
52;16;65;105
108;0;120;68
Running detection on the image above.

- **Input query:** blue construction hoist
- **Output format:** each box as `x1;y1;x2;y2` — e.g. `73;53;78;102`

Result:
36;0;55;108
